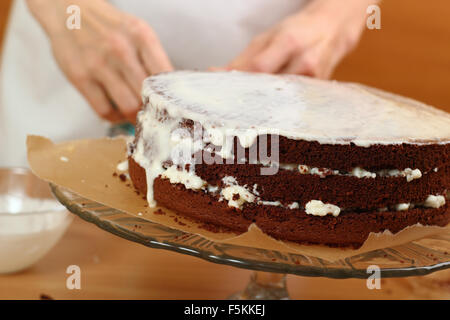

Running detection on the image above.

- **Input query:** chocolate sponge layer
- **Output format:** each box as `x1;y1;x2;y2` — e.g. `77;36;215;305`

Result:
129;154;449;211
152;176;450;248
133;119;450;172
273;136;449;172
128;156;450;248
194;162;449;210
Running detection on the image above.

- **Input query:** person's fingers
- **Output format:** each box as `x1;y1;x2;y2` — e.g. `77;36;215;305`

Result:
280;41;327;77
106;34;148;97
131;22;173;75
280;27;357;79
245;33;297;73
56;47;125;123
78;80;124;123
139;37;173;75
280;53;315;76
208;66;229;72
119;54;147;97
93;67;141;123
320;38;351;79
228;32;272;70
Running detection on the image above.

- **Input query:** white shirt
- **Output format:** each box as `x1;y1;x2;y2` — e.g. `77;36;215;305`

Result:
0;0;307;166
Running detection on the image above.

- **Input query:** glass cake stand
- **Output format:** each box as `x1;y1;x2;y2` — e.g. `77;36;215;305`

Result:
50;184;450;299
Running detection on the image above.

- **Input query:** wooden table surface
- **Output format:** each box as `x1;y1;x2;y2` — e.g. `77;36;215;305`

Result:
1;215;448;300
0;1;449;299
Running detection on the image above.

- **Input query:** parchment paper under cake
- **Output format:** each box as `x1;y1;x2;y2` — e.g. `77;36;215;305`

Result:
27;135;449;261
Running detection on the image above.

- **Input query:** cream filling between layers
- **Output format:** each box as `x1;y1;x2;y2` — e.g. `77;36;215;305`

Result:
278;163;426;182
157;168;447;215
305;200;341;217
161;166;206;190
219;176;256;209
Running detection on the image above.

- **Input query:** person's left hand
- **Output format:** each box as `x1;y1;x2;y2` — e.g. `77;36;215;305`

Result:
224;0;376;79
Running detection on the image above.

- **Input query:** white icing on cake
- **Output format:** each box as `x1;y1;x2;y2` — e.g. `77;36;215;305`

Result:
404;168;422;182
351;167;376;179
207;185;219;193
222;176;238;186
252;184;260;196
257;200;282;206
423;195;446;208
219;176;255;209
288;202;300;209
395;203;411;211
221;186;255;209
305;200;341;217
161;165;206;190
142;71;450;147
116;159;128;171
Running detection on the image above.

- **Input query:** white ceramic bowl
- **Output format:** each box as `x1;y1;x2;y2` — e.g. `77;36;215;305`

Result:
0;168;73;273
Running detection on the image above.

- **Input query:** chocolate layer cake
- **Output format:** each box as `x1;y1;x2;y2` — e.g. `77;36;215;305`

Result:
128;71;450;248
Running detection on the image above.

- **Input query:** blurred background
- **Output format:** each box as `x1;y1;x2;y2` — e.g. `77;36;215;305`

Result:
0;0;449;299
1;0;449;113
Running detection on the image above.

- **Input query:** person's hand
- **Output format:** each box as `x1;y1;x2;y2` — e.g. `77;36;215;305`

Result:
227;0;377;79
27;0;173;123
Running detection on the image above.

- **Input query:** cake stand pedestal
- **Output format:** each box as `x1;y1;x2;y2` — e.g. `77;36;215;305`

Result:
229;272;289;300
50;184;450;299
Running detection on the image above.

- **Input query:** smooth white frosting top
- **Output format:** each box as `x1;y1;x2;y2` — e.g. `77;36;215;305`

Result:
142;71;450;147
